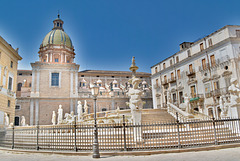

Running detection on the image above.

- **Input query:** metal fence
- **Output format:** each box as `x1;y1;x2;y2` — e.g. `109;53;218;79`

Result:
0;116;240;152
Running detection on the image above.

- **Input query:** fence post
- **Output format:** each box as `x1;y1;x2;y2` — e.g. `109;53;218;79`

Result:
74;117;77;152
11;125;14;149
212;117;218;145
123;115;127;151
176;112;181;149
36;121;39;150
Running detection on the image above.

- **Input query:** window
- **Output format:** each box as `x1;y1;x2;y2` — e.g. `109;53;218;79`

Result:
189;64;193;73
55;58;59;62
17;83;22;91
176;56;179;63
29;83;31;87
208;38;213;46
51;73;59;86
170;60;173;66
81;75;84;77
14;116;20;126
156;79;159;87
82;83;85;87
202;58;206;70
8;77;13;90
8;100;10;107
177;69;181;79
204;83;211;93
10;61;13;68
172;93;176;103
164;75;167;82
200;43;204;51
155;67;158;73
163;63;166;69
210;55;216;66
214;81;220;90
15;105;20;109
44;59;46;62
18;73;22;75
171;72;174;79
187;50;191;57
225;77;231;87
236;30;240;37
179;92;184;103
99;83;102;87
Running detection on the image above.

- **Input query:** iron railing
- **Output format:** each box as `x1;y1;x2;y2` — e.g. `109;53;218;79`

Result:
0;116;240;152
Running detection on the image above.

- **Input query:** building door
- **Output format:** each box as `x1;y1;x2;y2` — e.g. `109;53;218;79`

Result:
191;85;196;98
14;116;20;126
179;91;183;103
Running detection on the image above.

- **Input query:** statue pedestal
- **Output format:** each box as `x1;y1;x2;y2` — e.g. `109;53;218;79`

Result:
132;109;142;142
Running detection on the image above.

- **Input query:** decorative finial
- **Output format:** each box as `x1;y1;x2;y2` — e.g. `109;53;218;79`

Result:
58;10;60;18
129;56;139;77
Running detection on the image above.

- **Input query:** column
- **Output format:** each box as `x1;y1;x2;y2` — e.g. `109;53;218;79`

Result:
30;99;34;126
31;70;35;92
70;99;73;112
36;69;40;93
50;53;53;62
35;99;39;125
70;72;73;95
75;72;78;95
75;99;78;114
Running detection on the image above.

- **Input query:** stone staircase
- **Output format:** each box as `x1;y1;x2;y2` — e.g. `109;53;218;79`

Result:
141;109;175;123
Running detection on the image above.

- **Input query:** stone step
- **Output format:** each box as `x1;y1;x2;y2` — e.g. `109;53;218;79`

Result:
141;109;175;123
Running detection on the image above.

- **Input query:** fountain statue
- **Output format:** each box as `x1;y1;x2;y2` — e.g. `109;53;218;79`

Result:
84;100;88;114
126;57;145;124
57;105;63;124
21;116;26;126
77;101;83;121
4;113;9;127
52;111;56;125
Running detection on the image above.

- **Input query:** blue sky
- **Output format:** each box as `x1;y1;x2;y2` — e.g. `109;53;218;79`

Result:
1;0;240;73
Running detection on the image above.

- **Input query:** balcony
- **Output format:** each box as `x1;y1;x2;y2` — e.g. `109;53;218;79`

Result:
168;77;176;83
186;69;196;76
7;89;15;97
220;87;229;95
205;91;213;98
213;89;221;96
199;63;210;72
161;79;168;85
210;55;230;69
188;77;197;85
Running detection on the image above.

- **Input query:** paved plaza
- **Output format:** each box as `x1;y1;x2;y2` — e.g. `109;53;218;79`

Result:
1;147;240;161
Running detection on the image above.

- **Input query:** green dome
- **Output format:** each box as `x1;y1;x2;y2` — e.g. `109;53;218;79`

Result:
41;29;73;48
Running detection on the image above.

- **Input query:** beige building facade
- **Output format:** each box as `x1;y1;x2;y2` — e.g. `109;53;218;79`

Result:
0;36;22;126
151;25;240;119
15;16;152;125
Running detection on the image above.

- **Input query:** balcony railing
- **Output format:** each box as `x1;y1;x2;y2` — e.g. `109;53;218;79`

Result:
205;91;213;98
161;79;168;85
168;77;176;83
186;69;196;76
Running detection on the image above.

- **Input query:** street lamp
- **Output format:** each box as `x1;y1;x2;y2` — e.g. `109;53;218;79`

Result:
91;82;100;158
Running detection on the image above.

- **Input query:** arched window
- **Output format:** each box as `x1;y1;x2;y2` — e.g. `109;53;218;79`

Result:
17;83;22;91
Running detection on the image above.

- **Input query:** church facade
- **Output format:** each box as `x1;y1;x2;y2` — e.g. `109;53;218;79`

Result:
15;16;152;125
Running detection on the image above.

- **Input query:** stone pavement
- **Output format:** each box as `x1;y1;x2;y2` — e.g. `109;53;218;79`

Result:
1;147;240;161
